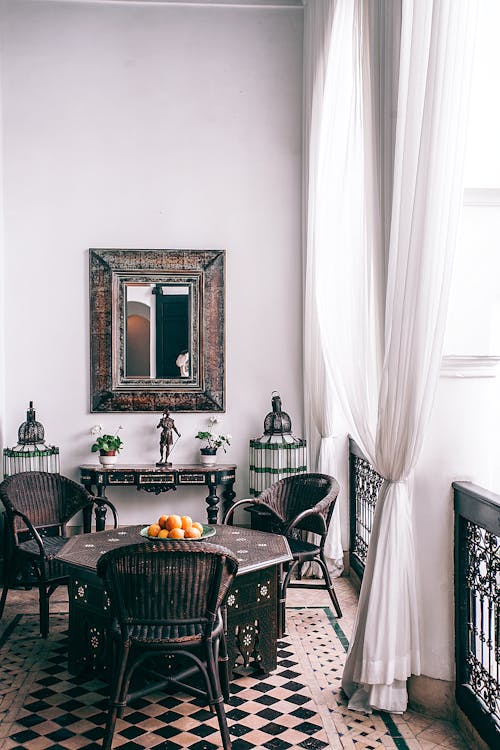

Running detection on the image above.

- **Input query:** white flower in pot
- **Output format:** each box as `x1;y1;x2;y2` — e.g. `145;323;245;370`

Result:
195;417;231;465
90;425;124;466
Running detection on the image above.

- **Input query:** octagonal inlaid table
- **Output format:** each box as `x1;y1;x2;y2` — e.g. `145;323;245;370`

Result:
56;524;292;681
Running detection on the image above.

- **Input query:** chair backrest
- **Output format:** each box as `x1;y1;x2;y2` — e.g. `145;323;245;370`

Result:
0;471;93;537
257;473;340;537
96;541;239;632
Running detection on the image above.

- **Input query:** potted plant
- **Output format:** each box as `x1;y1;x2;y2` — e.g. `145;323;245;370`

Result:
90;425;124;466
195;417;231;465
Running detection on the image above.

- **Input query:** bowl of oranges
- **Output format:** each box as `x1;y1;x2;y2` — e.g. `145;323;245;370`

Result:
141;515;215;540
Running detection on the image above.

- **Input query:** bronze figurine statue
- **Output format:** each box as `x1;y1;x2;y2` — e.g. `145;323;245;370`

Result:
156;410;180;466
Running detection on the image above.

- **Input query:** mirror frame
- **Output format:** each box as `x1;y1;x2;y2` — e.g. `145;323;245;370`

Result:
90;248;225;412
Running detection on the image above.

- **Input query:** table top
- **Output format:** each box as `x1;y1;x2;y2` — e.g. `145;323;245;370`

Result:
57;524;292;576
79;464;236;472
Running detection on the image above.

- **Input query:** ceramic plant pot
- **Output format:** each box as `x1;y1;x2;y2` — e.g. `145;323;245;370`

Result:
200;448;217;465
99;450;117;467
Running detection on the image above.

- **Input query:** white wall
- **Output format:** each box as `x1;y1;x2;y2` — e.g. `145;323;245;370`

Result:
0;42;4;457
404;195;500;682
0;0;304;524
413;370;500;680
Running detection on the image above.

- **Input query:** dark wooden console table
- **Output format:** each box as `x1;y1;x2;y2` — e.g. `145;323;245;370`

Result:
79;463;236;531
56;524;292;680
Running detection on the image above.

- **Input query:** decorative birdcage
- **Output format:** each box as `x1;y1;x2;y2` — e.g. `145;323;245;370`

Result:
3;401;60;476
249;392;306;496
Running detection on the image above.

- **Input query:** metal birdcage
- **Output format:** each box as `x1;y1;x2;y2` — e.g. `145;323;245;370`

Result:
3;401;60;476
249;392;307;496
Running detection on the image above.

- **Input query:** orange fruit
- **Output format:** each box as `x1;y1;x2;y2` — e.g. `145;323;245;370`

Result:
185;527;202;539
147;524;161;537
168;527;185;539
192;522;203;534
158;515;169;529
157;529;169;538
165;514;182;531
181;516;192;531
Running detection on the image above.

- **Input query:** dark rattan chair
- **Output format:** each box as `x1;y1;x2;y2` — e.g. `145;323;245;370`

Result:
223;473;342;634
0;471;118;638
96;541;238;750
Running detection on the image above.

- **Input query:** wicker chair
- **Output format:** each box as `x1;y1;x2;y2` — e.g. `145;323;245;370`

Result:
223;473;342;634
0;471;118;638
96;541;238;750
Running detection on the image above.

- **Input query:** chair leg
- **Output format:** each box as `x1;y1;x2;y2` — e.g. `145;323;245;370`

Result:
205;642;232;750
0;580;9;621
214;694;232;750
280;560;299;637
102;642;129;750
102;704;120;750
218;632;231;702
39;585;50;639
317;552;342;618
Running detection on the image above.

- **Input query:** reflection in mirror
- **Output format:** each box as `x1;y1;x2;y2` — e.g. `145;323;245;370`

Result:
154;285;190;378
125;284;191;379
125;284;192;379
126;288;152;377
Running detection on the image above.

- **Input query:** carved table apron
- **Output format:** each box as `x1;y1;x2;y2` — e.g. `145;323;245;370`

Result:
56;524;292;681
79;463;237;531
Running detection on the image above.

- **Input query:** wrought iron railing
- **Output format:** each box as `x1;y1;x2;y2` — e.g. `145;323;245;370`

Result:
348;438;383;579
453;481;500;749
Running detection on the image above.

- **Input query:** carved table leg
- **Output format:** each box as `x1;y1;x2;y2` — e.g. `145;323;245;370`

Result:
206;482;220;525
95;486;108;532
221;480;236;519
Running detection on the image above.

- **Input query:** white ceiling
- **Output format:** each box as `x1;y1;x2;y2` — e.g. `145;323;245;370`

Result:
52;0;304;7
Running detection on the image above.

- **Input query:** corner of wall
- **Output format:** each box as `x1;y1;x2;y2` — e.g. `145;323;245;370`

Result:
408;675;456;721
456;706;493;750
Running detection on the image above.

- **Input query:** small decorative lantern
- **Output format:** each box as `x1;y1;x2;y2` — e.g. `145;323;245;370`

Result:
249;392;307;496
3;401;60;476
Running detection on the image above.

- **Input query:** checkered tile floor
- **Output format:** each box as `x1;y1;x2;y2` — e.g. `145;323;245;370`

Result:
0;605;470;750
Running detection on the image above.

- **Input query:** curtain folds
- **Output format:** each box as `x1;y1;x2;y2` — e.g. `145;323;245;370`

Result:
303;0;343;574
303;0;477;713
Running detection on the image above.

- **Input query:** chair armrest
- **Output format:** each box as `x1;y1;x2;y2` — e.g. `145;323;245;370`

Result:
283;507;326;537
11;509;47;557
222;498;284;530
222;499;258;525
95;497;119;529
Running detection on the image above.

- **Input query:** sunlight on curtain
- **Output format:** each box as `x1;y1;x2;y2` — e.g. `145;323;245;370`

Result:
305;0;477;713
303;0;343;575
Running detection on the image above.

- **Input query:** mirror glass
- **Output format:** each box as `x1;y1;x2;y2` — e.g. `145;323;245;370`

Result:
90;249;225;412
125;284;191;379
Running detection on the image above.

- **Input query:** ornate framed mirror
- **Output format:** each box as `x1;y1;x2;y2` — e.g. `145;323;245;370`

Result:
89;249;225;412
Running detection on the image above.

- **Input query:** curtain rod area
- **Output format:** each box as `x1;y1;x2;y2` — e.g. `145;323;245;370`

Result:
44;0;304;9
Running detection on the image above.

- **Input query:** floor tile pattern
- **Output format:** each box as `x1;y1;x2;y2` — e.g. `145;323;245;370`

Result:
0;584;471;750
286;606;470;750
0;611;333;750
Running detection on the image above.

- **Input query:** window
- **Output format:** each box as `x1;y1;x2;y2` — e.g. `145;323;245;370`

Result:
443;0;500;359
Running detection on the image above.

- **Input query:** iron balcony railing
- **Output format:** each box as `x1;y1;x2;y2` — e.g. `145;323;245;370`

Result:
348;437;383;580
349;444;499;745
453;481;500;749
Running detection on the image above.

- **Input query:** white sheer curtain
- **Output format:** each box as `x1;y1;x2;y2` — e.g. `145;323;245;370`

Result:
303;0;343;575
305;0;477;713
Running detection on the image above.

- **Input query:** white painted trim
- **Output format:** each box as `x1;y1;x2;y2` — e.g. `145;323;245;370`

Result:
463;188;500;206
440;355;500;378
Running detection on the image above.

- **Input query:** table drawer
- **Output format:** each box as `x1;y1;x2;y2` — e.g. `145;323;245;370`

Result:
226;568;276;613
138;473;175;485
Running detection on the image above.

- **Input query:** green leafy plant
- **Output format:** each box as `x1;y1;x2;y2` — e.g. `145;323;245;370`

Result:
195;417;231;452
90;425;124;453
